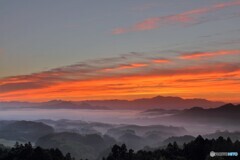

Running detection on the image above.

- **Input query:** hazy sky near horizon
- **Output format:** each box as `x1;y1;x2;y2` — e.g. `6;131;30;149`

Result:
0;0;240;102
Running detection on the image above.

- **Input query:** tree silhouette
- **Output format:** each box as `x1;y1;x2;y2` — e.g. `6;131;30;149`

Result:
0;142;76;160
104;136;240;160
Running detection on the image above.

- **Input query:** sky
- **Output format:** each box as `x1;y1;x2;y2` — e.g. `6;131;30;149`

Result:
0;0;240;102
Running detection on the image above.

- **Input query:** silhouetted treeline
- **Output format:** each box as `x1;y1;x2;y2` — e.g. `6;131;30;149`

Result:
103;136;240;160
0;142;78;160
1;136;240;160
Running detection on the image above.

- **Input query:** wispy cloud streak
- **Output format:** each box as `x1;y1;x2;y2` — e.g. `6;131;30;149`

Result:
180;50;240;59
112;0;240;34
0;50;240;101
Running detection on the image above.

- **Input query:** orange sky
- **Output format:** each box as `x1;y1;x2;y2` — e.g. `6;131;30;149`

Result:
1;0;240;103
1;49;240;103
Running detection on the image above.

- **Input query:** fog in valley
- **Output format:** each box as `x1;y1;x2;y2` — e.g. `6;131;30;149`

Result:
0;100;240;160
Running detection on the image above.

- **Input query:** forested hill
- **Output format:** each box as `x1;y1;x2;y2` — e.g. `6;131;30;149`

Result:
0;136;240;160
103;136;240;160
0;143;78;160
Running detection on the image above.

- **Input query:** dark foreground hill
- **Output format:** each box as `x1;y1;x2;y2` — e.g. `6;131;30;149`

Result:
0;142;75;160
165;103;240;126
161;131;240;147
36;132;116;160
141;103;240;130
103;136;240;160
0;121;54;142
0;136;240;160
106;124;188;150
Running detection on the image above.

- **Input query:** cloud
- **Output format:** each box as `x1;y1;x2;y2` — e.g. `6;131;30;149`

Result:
0;53;149;93
152;59;171;63
112;15;192;34
102;63;148;72
0;50;240;102
180;50;240;59
112;0;240;34
0;82;49;93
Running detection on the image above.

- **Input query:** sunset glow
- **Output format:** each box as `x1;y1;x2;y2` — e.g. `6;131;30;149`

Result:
1;0;240;103
1;49;240;102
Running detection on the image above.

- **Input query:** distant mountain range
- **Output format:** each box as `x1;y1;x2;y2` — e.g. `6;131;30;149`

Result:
173;103;240;124
0;95;225;110
84;96;225;109
143;103;240;127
